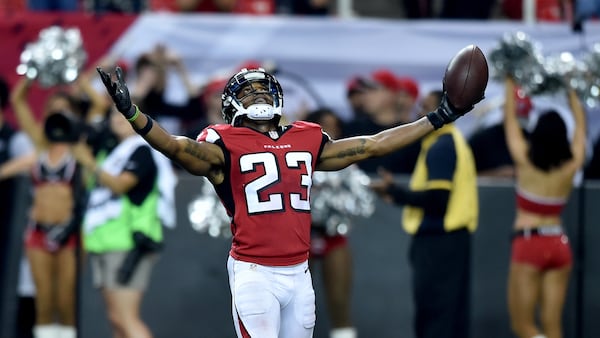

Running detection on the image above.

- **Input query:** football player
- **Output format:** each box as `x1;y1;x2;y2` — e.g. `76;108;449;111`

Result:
97;66;472;338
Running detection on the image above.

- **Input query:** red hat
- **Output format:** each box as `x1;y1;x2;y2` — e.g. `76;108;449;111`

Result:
346;76;368;96
238;60;262;71
202;77;228;102
366;69;400;92
396;77;419;100
115;59;129;77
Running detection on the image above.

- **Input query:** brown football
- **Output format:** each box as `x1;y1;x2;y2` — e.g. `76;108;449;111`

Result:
443;44;489;110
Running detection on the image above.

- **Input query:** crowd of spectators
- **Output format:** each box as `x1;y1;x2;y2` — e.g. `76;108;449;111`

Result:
0;0;335;16
0;0;580;22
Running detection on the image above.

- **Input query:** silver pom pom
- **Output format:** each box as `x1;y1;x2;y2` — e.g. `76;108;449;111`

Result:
489;31;547;94
187;166;376;239
489;32;594;98
532;52;573;95
188;178;231;238
489;32;544;84
311;165;376;236
16;26;87;88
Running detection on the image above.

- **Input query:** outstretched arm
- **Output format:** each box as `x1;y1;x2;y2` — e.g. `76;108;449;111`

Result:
317;117;433;171
128;112;224;177
567;86;587;169
97;67;225;181
0;153;36;180
370;168;449;215
317;90;471;171
9;78;45;149
503;78;528;165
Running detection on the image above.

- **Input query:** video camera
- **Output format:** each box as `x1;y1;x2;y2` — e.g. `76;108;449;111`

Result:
44;111;83;143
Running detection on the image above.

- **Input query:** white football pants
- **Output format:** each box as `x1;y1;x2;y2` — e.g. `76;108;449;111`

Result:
227;256;316;338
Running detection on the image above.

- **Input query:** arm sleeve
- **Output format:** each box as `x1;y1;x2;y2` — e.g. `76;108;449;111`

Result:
386;135;456;216
124;146;158;205
124;146;155;179
386;185;450;216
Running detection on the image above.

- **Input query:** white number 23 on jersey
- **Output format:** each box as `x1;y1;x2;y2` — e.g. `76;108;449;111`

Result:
240;152;312;214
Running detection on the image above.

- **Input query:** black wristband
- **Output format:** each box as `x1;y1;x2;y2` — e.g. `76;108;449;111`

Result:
426;111;444;130
133;114;154;136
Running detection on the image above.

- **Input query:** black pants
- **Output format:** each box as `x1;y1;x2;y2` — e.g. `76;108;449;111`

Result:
409;228;471;338
16;296;35;338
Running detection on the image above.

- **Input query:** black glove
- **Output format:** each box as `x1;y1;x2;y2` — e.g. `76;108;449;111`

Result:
426;92;475;130
97;66;136;119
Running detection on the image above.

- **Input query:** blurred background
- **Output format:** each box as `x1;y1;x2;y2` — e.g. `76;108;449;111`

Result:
2;0;600;337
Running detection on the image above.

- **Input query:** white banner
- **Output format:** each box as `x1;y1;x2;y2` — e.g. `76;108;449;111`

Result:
109;14;600;136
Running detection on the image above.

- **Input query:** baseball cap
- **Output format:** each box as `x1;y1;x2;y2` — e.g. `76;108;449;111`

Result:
396;77;419;100
364;69;400;92
238;60;262;71
202;77;228;101
116;59;129;75
346;76;368;96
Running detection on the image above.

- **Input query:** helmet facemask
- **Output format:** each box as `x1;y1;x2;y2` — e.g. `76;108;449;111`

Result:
221;68;284;126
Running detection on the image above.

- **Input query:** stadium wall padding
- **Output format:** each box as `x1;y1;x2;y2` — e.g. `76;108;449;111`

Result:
75;175;600;338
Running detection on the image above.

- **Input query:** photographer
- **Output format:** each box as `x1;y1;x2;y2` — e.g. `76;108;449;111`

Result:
71;105;176;338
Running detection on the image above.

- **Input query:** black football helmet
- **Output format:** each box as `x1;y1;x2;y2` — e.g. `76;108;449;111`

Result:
221;68;283;126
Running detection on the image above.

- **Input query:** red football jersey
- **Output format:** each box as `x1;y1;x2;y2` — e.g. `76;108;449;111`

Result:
197;121;329;266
